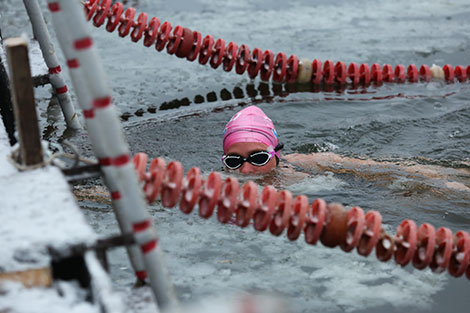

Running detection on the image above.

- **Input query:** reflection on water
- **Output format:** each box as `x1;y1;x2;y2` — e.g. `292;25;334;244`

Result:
119;80;468;122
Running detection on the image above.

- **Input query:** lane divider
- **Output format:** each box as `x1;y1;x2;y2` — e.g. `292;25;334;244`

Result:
132;152;470;280
83;0;470;86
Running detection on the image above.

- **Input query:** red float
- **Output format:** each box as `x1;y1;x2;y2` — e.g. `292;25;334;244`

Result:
143;17;160;47
247;48;263;79
304;198;326;245
269;190;292;236
322;60;334;85
130;12;147;42
340;206;365;252
347;62;360;85
357;210;382;256
92;0;111;27
443;64;454;82
394;219;418;266
132;152;148;182
223;42;238;72
412;223;436;270
419;64;431;82
259;50;274;81
253;185;278;231
209;38;226;69
106;2;124;32
454;65;467;82
359;63;371;85
186;31;202;62
179;167;203;214
311;59;323;85
155;21;172;51
448;231;470;277
166;25;184;55
161;161;184;208
144;157;166;203
285;55;299;83
236;181;259;227
85;0;99;21
407;64;418;83
382;64;394;83
334;61;347;85
287;195;308;241
272;52;287;83
394;64;406;83
118;8;136;37
217;177;240;223
198;35;215;65
371;63;382;84
235;44;251;74
376;232;395;262
430;227;453;273
198;172;222;219
175;28;195;58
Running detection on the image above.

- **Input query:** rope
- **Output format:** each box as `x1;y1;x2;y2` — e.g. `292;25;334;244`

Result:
8;140;97;171
131;152;470;280
83;0;470;86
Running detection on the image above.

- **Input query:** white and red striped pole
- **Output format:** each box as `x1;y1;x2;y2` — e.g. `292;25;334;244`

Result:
22;0;81;129
46;0;177;310
45;0;148;283
102;172;149;282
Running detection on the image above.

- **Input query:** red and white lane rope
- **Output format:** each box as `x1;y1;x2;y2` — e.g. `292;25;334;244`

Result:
46;1;178;311
83;0;470;86
133;152;470;280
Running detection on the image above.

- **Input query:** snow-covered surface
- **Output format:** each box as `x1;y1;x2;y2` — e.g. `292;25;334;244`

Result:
0;117;121;312
0;34;48;77
27;38;49;77
0;148;97;272
84;251;125;313
0;280;99;313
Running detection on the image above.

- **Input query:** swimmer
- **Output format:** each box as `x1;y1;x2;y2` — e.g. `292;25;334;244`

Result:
222;105;470;193
222;105;282;174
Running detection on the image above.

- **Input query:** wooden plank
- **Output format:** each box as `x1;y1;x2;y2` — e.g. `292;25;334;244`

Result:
5;37;43;166
0;267;52;288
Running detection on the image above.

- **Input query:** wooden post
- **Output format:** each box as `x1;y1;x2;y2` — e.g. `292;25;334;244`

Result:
5;37;43;166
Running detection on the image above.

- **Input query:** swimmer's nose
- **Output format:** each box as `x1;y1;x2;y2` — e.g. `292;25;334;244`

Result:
239;162;257;174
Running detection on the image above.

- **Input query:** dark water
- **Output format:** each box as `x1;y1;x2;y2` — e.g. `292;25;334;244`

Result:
1;0;470;312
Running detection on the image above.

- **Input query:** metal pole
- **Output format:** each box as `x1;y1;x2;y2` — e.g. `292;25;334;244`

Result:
23;0;81;130
46;1;178;311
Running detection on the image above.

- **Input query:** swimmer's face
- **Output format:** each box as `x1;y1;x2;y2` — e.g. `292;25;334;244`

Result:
224;142;277;174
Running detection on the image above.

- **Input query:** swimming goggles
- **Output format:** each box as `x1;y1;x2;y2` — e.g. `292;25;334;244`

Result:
222;143;283;170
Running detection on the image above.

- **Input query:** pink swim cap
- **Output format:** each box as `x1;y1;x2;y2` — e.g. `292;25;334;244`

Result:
223;106;280;159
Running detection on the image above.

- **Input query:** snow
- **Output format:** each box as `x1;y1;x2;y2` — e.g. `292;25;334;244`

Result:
0;280;98;313
0;151;97;272
0;34;48;77
84;251;125;313
0;117;121;312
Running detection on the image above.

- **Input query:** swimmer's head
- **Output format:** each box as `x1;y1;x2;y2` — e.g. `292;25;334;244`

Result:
222;106;282;173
